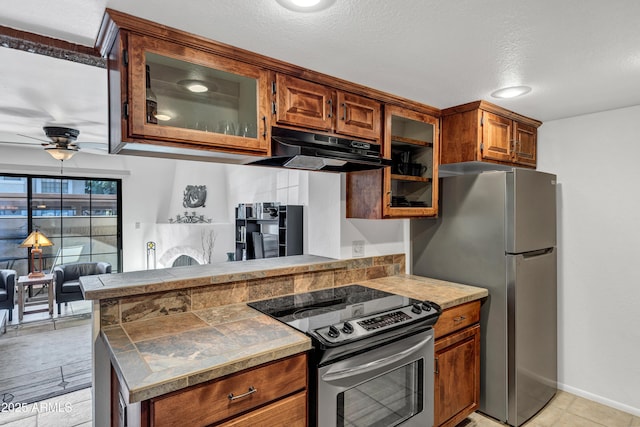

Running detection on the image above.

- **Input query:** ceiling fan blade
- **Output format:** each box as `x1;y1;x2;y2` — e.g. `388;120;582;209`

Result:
17;133;50;144
0;107;53;120
0;140;46;149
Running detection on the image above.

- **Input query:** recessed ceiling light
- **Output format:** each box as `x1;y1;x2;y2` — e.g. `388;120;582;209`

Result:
276;0;335;12
491;86;532;99
177;79;210;93
155;114;172;121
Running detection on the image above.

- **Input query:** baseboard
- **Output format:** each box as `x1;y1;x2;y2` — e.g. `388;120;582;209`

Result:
558;382;640;417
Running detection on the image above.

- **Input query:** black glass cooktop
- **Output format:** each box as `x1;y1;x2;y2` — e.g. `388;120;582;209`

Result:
247;284;421;334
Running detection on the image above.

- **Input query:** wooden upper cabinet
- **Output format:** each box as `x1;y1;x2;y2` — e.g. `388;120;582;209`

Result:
275;74;333;131
124;34;271;155
96;9;438;166
347;105;439;219
441;100;541;168
481;111;513;163
274;74;381;141
335;91;382;140
513;121;537;167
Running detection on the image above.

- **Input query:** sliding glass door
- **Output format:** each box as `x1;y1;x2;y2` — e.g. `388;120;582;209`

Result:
0;176;28;273
0;175;121;276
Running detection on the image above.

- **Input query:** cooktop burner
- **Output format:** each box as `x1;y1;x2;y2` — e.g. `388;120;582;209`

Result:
247;284;441;347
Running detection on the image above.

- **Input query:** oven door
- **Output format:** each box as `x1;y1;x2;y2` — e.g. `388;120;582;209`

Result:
316;329;434;427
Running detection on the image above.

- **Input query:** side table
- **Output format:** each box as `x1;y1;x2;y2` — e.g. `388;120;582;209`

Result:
17;274;54;322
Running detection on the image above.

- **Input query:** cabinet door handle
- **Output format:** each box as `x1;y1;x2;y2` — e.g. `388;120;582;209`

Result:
434;357;439;374
228;386;257;401
327;99;333;118
262;116;267;138
453;315;466;323
341;103;347;121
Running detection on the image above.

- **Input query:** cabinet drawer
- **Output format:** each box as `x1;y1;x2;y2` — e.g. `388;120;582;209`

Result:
150;353;307;427
434;300;480;339
218;391;307;427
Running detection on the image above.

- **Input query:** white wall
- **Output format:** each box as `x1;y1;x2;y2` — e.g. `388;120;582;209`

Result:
537;104;640;416
1;145;406;274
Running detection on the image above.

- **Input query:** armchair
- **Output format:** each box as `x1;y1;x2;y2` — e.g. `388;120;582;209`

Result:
53;262;111;313
0;269;17;321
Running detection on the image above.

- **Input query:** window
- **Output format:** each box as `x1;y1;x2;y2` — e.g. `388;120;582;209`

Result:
0;174;122;275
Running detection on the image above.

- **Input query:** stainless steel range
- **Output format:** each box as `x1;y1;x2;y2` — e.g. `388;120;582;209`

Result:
248;284;441;427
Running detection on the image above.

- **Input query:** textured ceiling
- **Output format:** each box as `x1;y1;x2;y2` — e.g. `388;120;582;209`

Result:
1;0;639;151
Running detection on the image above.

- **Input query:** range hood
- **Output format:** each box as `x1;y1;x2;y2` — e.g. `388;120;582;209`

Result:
249;127;392;172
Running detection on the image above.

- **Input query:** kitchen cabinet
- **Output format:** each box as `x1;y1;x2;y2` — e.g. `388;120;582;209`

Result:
440;100;541;168
346;105;439;218
97;9;440;165
97;10;271;161
274;73;382;141
433;300;481;427
112;353;308;427
235;204;302;261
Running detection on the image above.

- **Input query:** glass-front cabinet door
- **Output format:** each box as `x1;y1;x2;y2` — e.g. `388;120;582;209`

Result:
127;34;270;154
383;105;439;217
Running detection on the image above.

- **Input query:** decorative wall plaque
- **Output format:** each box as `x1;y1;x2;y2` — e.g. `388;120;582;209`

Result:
183;185;207;208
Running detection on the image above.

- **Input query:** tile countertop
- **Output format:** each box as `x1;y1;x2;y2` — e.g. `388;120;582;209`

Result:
103;274;487;403
81;255;345;300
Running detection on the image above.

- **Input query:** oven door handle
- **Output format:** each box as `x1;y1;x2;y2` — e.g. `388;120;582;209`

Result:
322;336;430;382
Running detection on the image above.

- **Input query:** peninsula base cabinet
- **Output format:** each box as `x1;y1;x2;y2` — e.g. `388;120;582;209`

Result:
111;353;308;427
433;301;481;427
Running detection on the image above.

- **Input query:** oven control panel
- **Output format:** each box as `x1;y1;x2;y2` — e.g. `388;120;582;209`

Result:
314;300;441;344
358;311;412;330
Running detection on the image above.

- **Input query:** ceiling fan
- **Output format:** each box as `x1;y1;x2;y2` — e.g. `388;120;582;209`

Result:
40;126;81;161
0;126;108;160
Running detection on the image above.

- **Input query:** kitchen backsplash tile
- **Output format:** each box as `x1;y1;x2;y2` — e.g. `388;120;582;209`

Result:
294;270;334;292
100;299;120;326
334;268;367;286
120;290;191;323
191;281;248;310
101;254;404;327
247;275;295;301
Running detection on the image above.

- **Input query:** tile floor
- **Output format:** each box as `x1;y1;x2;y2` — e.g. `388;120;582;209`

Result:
1;388;638;426
460;391;640;427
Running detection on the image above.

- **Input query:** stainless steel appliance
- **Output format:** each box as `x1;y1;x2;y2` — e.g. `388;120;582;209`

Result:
249;127;393;172
248;284;442;427
411;168;557;427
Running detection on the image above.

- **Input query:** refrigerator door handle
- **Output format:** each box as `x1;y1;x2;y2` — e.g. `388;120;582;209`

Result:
520;247;554;258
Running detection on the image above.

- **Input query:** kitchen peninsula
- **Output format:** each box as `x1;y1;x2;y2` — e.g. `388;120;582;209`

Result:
81;254;487;426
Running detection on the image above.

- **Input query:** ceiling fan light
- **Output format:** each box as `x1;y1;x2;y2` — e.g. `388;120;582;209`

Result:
45;147;78;161
491;85;532;99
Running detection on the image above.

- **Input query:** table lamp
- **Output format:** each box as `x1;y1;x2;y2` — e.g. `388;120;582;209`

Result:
20;230;53;278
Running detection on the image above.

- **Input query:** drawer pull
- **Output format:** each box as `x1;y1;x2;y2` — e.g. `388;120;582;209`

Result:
453;316;466;323
228;386;257;401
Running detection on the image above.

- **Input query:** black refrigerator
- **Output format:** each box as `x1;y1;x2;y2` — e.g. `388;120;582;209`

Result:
411;167;557;426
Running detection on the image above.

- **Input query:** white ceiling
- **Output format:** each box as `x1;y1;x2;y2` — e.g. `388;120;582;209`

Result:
1;0;639;153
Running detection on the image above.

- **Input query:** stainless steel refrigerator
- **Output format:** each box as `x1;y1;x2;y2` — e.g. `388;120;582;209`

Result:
411;168;557;427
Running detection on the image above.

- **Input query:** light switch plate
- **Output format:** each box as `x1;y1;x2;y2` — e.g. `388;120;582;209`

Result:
352;240;365;257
